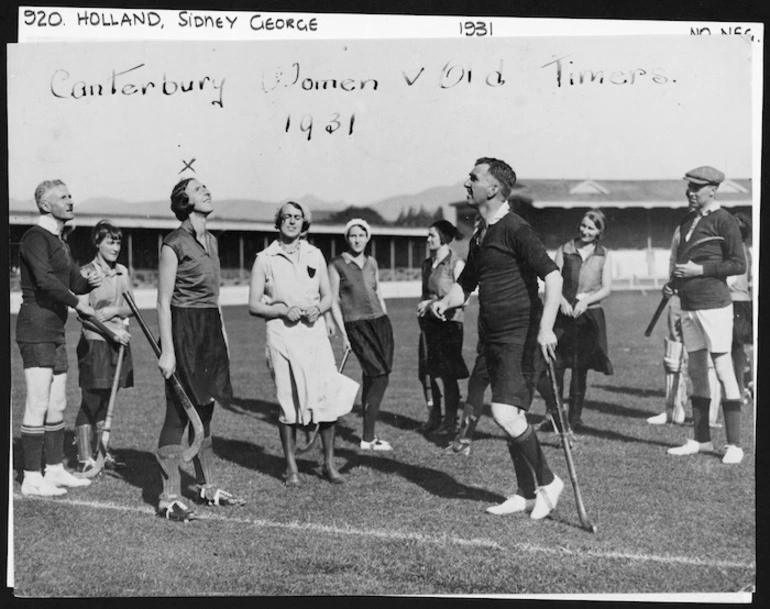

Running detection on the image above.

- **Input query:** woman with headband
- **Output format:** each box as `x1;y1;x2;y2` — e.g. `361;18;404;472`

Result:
328;219;395;451
539;209;614;432
416;220;469;435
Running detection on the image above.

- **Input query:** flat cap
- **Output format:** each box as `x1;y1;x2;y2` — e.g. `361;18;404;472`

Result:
683;166;725;186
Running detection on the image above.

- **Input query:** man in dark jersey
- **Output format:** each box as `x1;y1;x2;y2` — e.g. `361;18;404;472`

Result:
432;158;564;519
16;179;101;496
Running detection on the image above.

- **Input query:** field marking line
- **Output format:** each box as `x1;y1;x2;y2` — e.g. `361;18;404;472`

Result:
15;494;755;571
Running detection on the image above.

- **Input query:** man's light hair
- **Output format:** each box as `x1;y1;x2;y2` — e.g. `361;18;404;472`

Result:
34;179;66;212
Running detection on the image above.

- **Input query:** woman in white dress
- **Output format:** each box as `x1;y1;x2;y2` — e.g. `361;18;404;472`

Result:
248;201;358;487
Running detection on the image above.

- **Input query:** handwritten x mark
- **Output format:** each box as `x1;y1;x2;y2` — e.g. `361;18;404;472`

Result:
179;158;197;173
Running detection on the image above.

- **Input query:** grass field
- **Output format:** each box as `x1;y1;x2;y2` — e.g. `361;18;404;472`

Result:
9;292;756;597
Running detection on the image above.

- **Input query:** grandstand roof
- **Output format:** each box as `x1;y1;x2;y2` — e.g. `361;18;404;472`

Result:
503;178;752;209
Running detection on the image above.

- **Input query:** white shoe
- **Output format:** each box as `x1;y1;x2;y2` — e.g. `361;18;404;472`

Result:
530;475;564;520
359;437;392;451
21;472;67;497
722;445;744;465
44;463;92;488
667;439;714;456
486;492;536;515
646;412;668;425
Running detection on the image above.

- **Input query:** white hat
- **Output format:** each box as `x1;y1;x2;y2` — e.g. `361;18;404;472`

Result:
344;218;371;239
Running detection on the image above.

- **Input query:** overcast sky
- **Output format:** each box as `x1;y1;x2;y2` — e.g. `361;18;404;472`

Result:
7;33;754;206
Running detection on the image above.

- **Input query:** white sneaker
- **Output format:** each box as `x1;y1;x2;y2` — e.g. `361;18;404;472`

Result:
722;445;744;464
530;475;564;520
21;472;67;497
44;463;92;488
486;492;536;515
359;437;392;451
667;439;714;456
646;412;668;425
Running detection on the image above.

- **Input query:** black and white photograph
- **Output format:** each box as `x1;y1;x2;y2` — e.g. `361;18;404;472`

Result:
6;3;760;599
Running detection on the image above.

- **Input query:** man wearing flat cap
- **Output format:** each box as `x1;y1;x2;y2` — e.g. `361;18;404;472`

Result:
664;166;747;464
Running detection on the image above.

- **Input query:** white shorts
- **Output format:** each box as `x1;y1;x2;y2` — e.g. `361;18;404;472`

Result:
681;304;733;354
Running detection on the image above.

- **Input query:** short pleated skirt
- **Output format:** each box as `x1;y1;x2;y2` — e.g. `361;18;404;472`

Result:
554;307;614;375
77;336;134;389
418;317;469;380
344;315;394;377
165;306;233;406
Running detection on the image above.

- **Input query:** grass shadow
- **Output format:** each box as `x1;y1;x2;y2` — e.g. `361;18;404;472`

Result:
336;449;503;503
593;384;665;399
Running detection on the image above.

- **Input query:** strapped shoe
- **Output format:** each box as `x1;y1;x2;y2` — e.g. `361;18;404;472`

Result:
103;451;126;470
197;486;246;506
722;445;744;465
21;473;67;497
77;458;98;476
530;475;564;520
667;439;714;456
158;499;197;522
44;463;91;488
646;412;668;425
359;437;392;451
445;437;472;456
322;465;345;485
486;492;536;515
284;471;301;487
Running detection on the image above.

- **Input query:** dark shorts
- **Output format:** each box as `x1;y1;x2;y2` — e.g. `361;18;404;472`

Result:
17;342;68;373
484;333;546;411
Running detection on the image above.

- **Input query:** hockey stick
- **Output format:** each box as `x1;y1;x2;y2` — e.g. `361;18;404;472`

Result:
74;344;125;479
644;235;725;336
546;357;597;533
418;327;434;410
123;291;204;462
297;345;352;454
77;312;122;344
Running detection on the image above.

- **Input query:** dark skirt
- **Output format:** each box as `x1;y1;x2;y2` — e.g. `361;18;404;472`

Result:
554;307;613;375
77;336;134;389
345;315;394;377
165;306;233;405
418;317;469;380
733;300;752;345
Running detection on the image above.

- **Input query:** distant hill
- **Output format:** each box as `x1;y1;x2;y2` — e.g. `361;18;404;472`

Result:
371;183;465;222
8;185;461;225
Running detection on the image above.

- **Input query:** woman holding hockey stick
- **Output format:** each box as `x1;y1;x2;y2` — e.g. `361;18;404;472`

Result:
416;220;468;435
75;220;133;475
539;209;613;433
328;219;395;452
249;201;357;487
155;178;242;521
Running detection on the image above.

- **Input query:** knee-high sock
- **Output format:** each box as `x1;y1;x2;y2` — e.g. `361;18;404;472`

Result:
21;424;45;473
156;444;185;503
723;399;741;446
362;375;389;442
732;344;747;395
193;435;215;487
691;396;711;443
43;420;65;465
443;378;460;423
507;440;536;499
512;426;554;487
